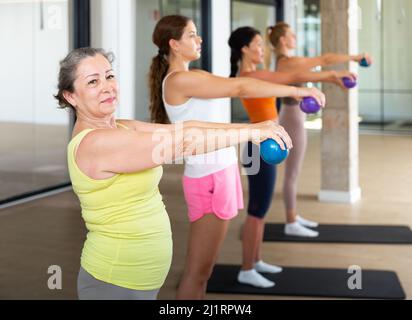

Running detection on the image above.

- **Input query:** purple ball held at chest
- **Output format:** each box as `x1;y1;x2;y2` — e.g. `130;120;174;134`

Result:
342;77;357;89
299;97;321;114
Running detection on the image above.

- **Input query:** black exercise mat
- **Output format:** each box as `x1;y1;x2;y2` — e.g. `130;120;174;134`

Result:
263;224;412;244
207;265;406;300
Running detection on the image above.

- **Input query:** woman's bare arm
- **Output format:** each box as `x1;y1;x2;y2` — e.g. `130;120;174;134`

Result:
166;70;321;102
242;70;357;88
74;121;292;178
277;53;372;72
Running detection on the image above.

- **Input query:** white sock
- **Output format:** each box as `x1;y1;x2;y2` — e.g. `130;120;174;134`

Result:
238;269;275;288
254;260;283;274
296;215;319;228
285;222;319;238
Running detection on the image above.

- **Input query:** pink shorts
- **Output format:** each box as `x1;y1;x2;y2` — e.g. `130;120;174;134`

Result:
182;164;244;223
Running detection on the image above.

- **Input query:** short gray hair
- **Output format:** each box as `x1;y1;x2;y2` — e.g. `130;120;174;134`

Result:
54;47;114;111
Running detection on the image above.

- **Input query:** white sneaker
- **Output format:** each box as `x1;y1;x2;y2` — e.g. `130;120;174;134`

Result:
254;260;283;274
296;215;319;228
238;269;275;288
284;222;319;238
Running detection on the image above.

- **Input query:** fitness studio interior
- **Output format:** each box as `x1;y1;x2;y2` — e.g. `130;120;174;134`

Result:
1;0;411;301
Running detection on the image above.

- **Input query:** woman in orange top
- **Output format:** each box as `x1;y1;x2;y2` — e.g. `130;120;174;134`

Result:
228;26;356;288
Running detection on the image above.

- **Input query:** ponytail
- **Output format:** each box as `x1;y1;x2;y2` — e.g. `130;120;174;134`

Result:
149;53;170;124
228;26;261;78
230;50;242;78
149;15;190;124
264;26;274;70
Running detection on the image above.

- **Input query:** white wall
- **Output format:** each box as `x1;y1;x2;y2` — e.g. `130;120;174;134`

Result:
90;0;137;119
0;1;70;125
1;2;34;123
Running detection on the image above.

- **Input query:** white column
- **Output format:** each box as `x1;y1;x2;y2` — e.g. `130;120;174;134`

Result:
211;0;231;123
90;0;136;119
318;0;362;203
280;0;299;56
283;0;298;28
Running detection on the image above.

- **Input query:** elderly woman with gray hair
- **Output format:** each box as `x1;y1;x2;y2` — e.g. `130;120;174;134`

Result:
55;47;292;300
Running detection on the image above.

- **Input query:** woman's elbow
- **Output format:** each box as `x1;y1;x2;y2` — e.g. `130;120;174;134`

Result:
236;79;250;97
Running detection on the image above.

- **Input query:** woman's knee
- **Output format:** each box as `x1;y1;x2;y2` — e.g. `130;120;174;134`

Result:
247;209;268;220
186;262;215;285
285;169;299;184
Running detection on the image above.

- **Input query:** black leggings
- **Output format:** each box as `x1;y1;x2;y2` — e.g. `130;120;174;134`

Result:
242;142;277;219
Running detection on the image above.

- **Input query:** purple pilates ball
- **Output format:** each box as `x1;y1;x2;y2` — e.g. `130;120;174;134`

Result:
342;77;357;89
299;97;321;114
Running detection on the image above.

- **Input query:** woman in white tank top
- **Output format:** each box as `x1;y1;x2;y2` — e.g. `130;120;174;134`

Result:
148;15;325;300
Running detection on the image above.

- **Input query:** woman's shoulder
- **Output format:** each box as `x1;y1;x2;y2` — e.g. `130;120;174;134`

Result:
278;55;312;66
70;126;130;150
276;55;303;71
168;69;210;82
115;120;135;130
190;68;209;75
69;127;96;147
239;70;264;78
68;128;122;181
276;54;292;66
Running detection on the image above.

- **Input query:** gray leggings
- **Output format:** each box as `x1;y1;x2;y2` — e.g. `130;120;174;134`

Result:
77;267;160;300
279;102;307;212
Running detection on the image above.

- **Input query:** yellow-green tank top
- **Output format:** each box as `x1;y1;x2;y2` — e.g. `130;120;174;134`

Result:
67;126;172;291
